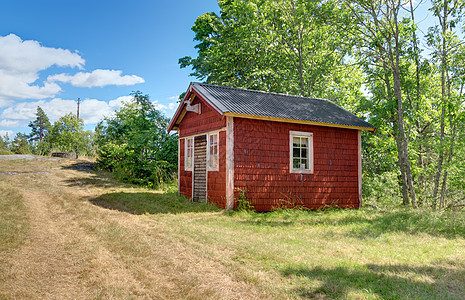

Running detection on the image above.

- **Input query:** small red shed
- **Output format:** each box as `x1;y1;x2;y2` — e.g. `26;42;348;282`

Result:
168;82;375;211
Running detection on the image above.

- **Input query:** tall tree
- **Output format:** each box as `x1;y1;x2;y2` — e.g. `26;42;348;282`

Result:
10;133;31;154
28;106;51;155
95;91;177;165
343;0;418;207
49;113;91;157
28;106;51;143
427;0;464;209
180;0;364;106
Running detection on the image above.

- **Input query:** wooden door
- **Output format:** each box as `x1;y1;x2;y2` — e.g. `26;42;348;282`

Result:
193;135;207;202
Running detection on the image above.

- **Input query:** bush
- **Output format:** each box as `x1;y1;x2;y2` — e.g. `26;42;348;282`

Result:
96;143;176;189
0;150;14;155
362;171;402;207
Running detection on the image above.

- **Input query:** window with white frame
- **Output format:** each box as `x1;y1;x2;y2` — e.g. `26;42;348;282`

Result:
208;133;219;170
290;131;313;173
185;137;193;171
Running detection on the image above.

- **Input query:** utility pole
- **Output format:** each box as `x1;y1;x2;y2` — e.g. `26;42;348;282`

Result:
77;97;80;119
75;97;80;159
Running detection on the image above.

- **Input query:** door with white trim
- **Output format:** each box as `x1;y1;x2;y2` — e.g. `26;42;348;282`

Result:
193;135;207;202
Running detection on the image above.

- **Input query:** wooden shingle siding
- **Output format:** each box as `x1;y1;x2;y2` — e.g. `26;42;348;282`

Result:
193;135;207;202
233;117;360;211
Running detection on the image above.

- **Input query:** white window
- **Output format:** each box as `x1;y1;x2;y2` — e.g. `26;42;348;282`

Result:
185;137;193;171
290;131;313;173
207;133;219;171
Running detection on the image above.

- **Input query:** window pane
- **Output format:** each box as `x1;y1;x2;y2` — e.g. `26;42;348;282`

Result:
301;137;308;147
293;147;300;159
293;158;300;169
301;148;307;159
293;137;300;147
301;158;308;169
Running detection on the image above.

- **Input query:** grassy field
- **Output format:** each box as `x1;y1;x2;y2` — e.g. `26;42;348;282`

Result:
0;157;464;299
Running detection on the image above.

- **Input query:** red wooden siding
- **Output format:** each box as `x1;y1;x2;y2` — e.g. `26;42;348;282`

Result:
178;132;227;207
179;138;192;199
177;93;228;207
233;117;360;211
207;131;227;208
178;95;226;138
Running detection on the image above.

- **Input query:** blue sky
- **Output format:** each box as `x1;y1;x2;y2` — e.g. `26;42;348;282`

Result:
0;0;220;138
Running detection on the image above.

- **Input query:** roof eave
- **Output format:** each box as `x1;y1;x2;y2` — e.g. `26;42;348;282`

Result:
167;83;195;133
223;112;376;132
167;82;227;133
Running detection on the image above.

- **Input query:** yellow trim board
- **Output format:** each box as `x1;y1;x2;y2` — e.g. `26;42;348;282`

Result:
223;112;376;132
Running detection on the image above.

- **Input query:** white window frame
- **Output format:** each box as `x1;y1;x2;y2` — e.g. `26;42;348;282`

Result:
289;131;313;174
207;132;219;171
185;137;193;171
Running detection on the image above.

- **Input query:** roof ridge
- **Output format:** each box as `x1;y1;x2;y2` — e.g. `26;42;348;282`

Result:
193;82;333;103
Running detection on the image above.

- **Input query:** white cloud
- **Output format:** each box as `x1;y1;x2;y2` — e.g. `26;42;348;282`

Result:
0;34;84;100
0;130;14;138
0;95;130;126
152;100;168;110
48;69;145;88
0;120;20;127
0;34;144;106
0;99;13;108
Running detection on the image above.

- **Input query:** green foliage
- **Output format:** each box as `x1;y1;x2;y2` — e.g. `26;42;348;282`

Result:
28;106;51;155
95;91;178;189
10;133;31;154
235;189;254;211
49;113;94;156
180;0;364;105
0;134;10;151
362;171;402;208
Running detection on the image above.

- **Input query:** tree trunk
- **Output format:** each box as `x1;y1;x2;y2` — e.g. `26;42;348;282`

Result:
391;6;417;207
393;126;410;205
432;0;449;209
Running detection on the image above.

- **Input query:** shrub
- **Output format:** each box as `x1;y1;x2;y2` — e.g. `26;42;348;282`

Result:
96;142;176;189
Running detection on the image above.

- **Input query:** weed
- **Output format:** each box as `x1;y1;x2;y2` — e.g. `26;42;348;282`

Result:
235;189;254;212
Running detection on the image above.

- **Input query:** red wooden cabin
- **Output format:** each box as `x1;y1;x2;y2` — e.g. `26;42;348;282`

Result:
168;82;375;211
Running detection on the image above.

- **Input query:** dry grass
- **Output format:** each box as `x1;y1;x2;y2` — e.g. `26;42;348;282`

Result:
0;157;464;299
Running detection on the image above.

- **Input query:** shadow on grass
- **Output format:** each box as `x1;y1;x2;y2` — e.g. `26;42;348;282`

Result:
61;162;130;189
282;263;465;299
89;192;220;215
235;208;465;239
59;162;219;214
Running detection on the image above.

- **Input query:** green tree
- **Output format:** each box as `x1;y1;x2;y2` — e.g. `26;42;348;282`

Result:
0;134;9;150
28;106;51;155
10;133;31;154
49;113;91;157
180;0;364;106
95;91;178;187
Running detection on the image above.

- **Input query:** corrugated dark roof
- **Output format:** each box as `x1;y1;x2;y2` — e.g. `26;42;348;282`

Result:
192;82;375;131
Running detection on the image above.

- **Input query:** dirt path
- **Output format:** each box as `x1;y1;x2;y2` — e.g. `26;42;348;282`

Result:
4;188;87;299
0;159;273;299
